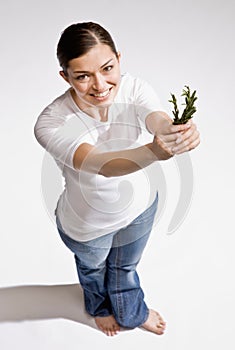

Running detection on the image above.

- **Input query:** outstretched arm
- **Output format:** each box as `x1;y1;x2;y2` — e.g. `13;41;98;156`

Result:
145;111;200;155
73;139;171;177
73;111;200;178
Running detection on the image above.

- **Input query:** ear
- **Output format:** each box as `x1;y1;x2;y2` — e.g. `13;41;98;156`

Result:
59;70;70;84
117;51;121;62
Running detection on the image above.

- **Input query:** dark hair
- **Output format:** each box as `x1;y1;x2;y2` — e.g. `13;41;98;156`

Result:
57;22;118;74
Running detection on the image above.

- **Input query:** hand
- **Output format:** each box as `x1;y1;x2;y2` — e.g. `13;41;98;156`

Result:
170;121;200;155
147;112;200;159
150;114;194;159
151;133;174;160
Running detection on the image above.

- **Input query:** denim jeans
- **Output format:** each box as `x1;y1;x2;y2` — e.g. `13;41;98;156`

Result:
56;193;158;329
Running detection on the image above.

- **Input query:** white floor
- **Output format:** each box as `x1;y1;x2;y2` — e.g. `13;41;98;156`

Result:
1;0;235;349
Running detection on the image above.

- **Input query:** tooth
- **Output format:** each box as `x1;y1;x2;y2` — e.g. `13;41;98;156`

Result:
94;89;109;97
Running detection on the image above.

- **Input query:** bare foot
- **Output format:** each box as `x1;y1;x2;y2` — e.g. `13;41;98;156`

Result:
95;315;120;336
141;309;166;335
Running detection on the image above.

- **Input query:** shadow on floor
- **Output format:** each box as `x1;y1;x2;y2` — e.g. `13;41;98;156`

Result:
0;283;98;330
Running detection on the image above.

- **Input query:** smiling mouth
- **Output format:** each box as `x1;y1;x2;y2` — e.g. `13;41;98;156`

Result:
90;87;112;98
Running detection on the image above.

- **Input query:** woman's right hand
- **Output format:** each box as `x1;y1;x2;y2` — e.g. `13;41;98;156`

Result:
151;133;175;160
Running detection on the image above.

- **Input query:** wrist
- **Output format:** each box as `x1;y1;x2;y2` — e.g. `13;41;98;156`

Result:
147;142;159;160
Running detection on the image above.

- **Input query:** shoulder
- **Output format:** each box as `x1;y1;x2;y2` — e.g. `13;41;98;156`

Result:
120;72;156;93
119;72;148;88
35;89;76;127
118;73;165;115
115;73;153;103
40;89;72;116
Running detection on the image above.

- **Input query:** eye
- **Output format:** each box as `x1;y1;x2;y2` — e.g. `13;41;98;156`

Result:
103;65;113;72
75;74;89;81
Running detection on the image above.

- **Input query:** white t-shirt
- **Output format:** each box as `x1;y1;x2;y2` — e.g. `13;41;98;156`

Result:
34;73;165;241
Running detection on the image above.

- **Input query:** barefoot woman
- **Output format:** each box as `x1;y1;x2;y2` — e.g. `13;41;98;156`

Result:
34;22;200;336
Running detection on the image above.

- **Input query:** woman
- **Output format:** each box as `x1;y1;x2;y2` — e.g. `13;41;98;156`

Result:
34;22;200;336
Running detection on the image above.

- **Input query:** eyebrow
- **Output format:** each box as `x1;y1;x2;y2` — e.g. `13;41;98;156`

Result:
73;58;114;74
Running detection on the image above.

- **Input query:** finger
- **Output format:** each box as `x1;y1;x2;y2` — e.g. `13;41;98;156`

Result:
178;123;197;141
174;137;200;154
163;127;195;148
169;122;191;134
157;132;183;144
172;129;200;152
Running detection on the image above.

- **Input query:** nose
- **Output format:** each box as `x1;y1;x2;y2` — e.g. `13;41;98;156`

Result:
92;73;106;91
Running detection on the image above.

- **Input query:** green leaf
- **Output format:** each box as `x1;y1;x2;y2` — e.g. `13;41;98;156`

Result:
169;85;197;124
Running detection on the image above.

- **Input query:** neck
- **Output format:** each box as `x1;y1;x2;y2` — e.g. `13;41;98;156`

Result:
71;89;109;122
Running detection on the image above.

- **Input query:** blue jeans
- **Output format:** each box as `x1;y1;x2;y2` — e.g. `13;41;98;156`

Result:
56;193;158;329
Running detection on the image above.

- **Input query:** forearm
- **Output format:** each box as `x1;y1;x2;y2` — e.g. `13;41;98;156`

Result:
73;111;178;177
79;143;158;177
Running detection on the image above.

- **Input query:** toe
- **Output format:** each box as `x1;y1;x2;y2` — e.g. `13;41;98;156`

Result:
113;324;120;333
159;320;166;328
156;326;164;335
157;324;166;334
110;328;117;336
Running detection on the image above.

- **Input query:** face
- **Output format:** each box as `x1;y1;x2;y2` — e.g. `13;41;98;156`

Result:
60;44;121;111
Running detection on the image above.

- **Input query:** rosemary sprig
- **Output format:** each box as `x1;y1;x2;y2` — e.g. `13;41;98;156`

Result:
169;86;197;125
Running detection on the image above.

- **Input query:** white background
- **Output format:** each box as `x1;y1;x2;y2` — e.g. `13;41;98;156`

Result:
0;0;234;349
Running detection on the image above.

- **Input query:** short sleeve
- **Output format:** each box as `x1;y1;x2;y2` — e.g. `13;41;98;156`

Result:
34;94;90;170
133;77;166;123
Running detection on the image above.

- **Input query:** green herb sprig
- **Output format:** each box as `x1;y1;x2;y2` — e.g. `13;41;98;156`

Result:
169;86;197;125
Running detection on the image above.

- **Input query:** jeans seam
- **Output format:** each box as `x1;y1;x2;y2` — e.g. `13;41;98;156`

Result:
115;235;124;323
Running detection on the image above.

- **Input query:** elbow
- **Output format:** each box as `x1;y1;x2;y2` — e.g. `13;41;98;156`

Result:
98;168;113;178
33;123;39;141
98;165;128;178
98;163;123;177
